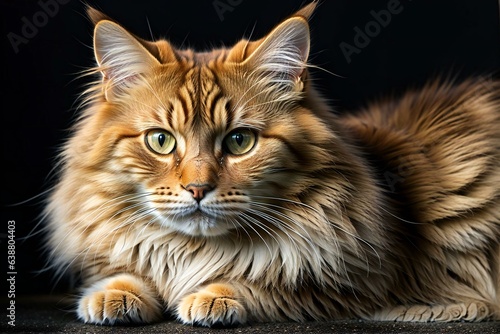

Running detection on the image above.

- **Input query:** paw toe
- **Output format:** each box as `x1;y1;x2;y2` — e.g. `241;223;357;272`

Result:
179;292;246;327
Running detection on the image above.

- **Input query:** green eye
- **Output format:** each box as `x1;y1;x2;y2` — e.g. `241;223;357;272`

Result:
145;129;176;155
223;128;256;155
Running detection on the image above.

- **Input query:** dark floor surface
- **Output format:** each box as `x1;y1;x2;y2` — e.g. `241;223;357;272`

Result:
1;295;499;334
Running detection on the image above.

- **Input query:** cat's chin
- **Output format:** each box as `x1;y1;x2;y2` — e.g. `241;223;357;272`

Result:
161;211;234;237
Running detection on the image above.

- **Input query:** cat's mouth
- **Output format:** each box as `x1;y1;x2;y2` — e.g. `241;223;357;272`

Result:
153;191;248;237
162;208;235;237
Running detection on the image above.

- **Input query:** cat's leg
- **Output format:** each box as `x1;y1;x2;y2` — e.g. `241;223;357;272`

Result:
177;283;247;327
78;273;162;325
373;301;491;322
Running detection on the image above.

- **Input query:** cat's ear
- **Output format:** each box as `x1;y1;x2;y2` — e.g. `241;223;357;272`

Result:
248;16;310;77
89;7;179;100
88;7;178;65
239;2;317;99
92;19;161;99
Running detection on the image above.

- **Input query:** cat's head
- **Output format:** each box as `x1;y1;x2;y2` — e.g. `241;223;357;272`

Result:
74;1;335;237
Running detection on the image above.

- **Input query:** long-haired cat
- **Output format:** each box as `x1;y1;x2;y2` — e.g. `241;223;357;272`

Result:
45;1;500;327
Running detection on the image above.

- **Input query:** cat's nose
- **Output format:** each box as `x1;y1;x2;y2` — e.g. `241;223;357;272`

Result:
185;183;214;202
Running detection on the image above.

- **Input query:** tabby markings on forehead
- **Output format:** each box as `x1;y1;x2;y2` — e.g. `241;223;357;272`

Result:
172;65;235;129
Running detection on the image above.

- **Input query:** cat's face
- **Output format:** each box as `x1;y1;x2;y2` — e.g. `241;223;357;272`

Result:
109;63;299;237
82;6;331;237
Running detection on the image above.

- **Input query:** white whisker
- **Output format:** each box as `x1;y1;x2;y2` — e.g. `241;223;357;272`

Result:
236;212;277;256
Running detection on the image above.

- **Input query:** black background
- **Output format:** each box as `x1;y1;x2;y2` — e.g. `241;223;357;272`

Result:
2;0;499;296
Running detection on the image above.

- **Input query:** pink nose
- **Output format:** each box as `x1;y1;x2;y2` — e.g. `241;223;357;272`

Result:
185;184;214;202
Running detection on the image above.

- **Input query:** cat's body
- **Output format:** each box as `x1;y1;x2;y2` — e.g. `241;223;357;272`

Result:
45;2;500;326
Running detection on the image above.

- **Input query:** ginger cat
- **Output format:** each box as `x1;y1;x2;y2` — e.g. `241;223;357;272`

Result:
45;2;500;327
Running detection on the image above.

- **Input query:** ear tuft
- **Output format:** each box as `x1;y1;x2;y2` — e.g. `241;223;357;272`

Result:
293;0;318;21
86;6;111;25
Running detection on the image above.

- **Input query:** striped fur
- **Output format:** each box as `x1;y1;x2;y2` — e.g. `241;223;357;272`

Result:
45;2;500;327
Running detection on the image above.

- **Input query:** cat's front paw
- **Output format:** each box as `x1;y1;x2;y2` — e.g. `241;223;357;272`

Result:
78;273;162;325
178;283;247;327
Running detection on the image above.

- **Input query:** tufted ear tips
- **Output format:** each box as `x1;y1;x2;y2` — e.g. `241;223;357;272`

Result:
292;0;318;21
86;6;113;25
